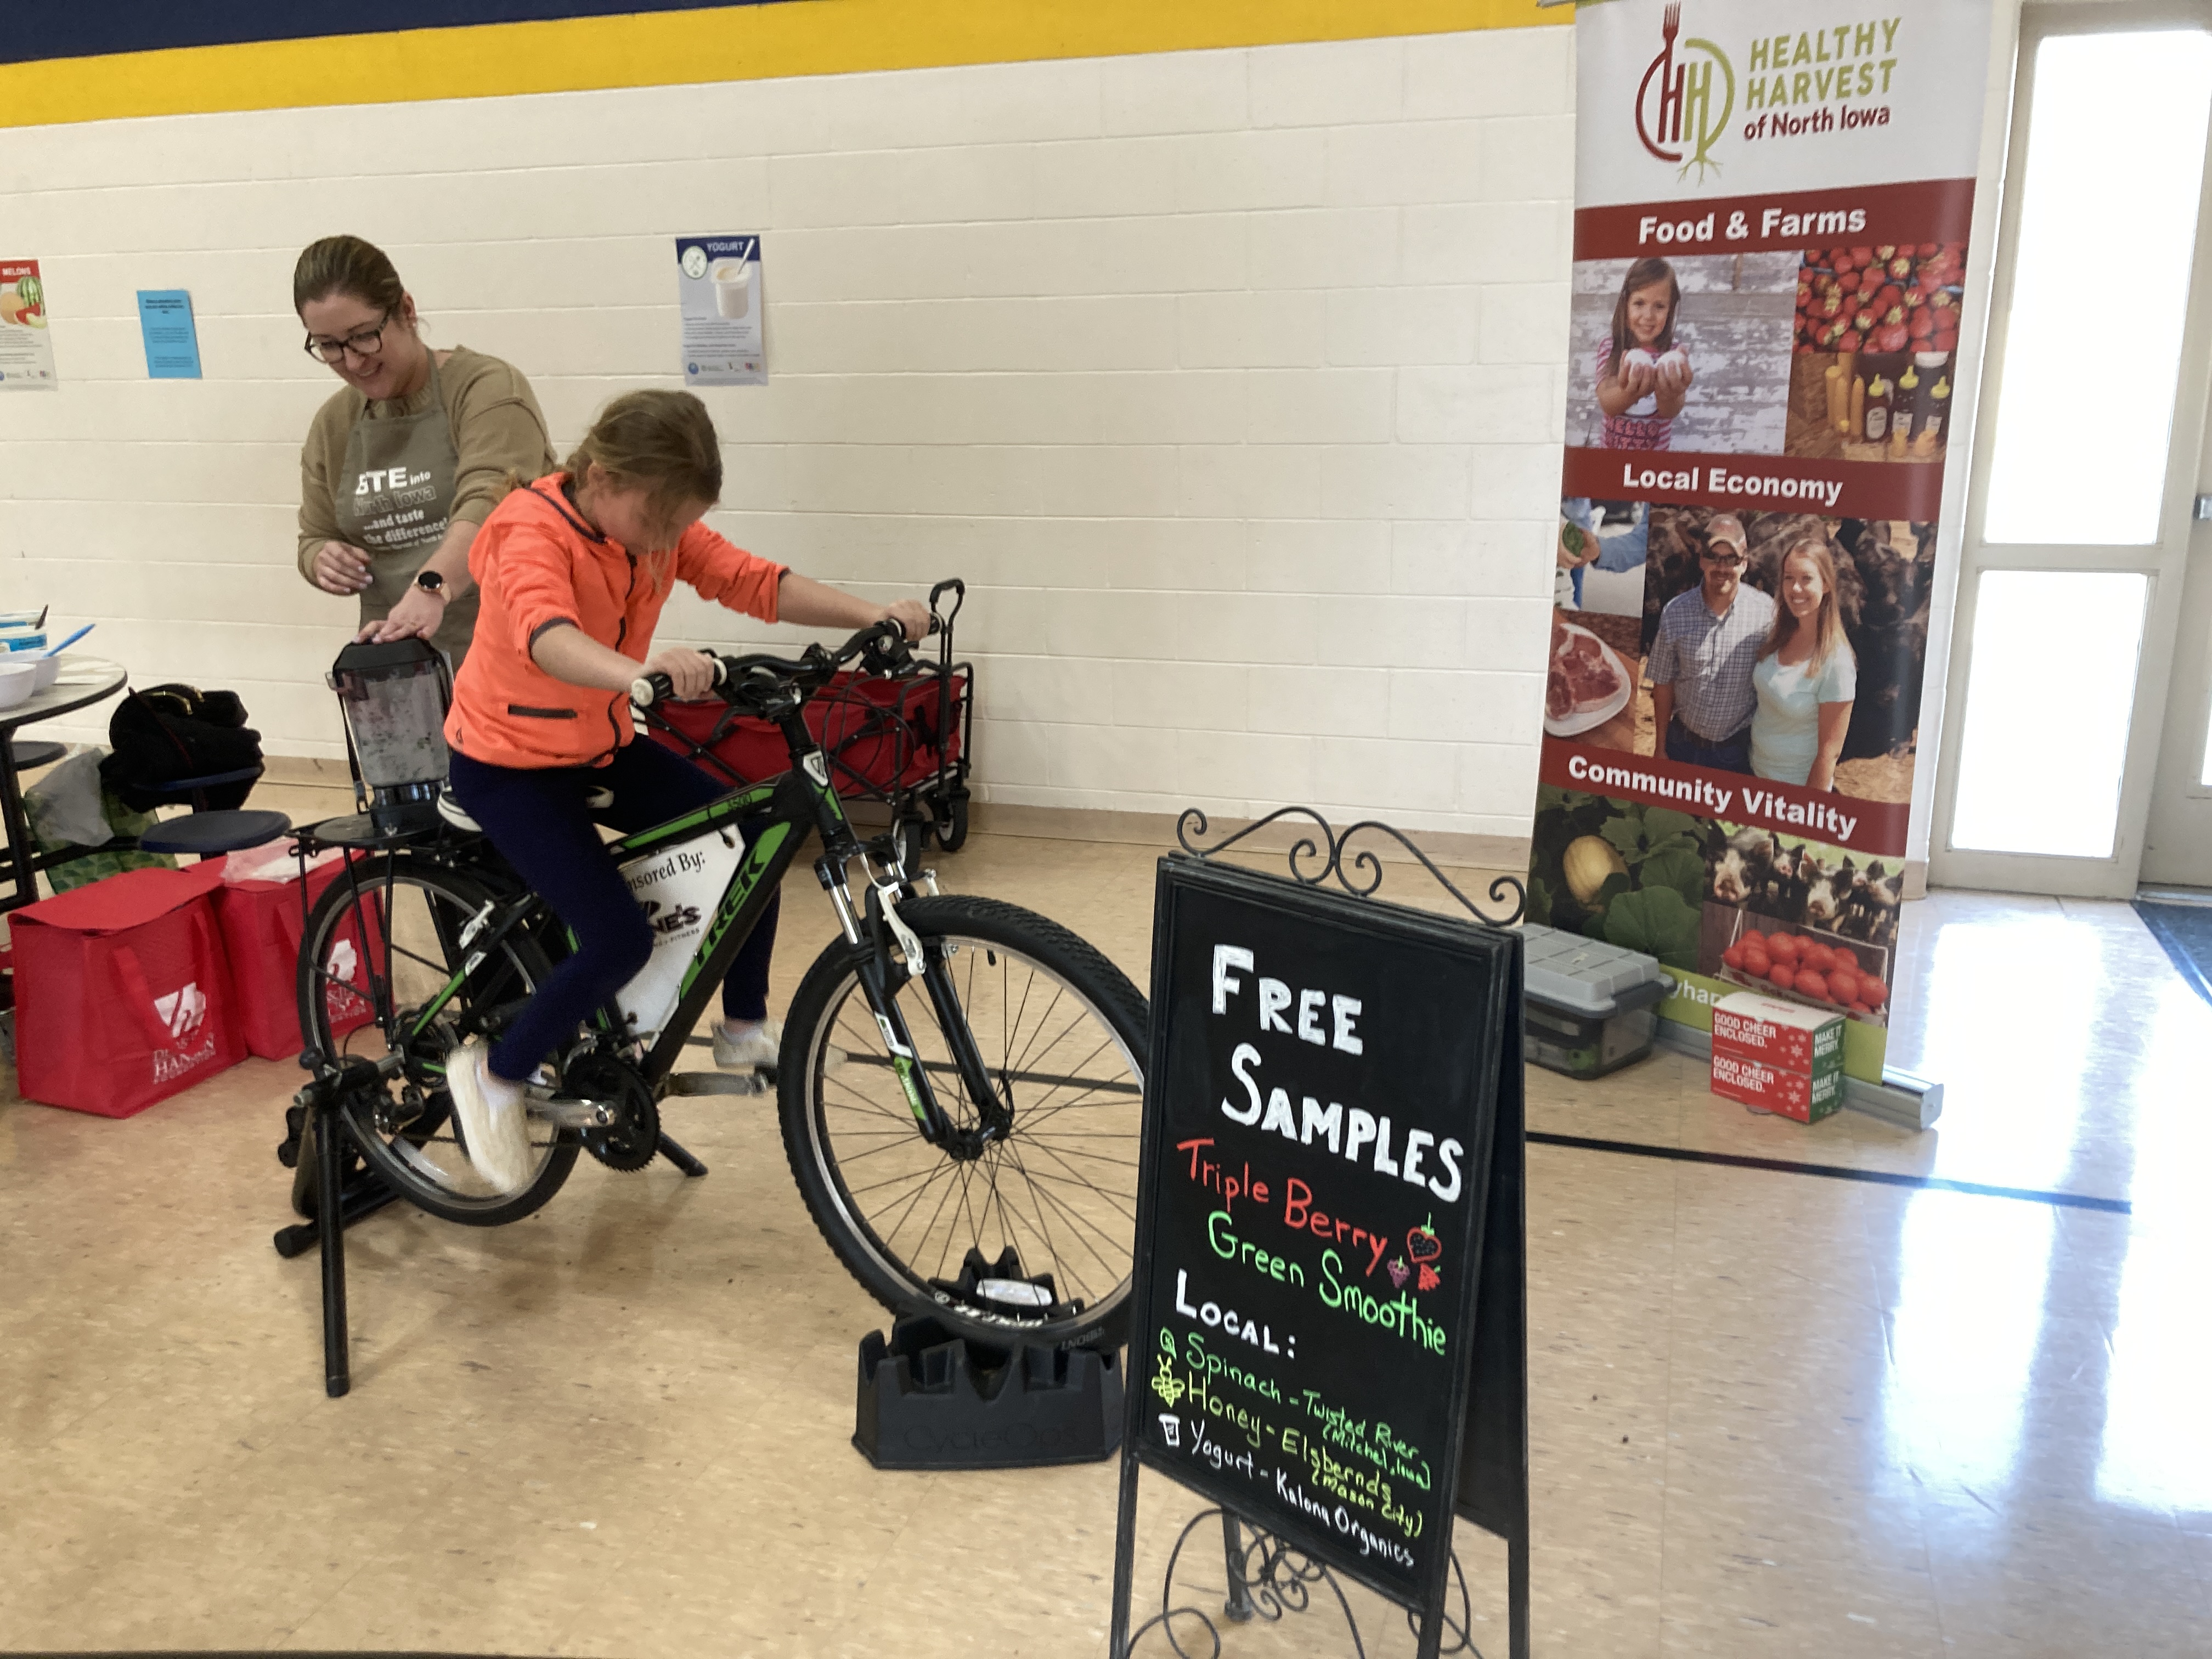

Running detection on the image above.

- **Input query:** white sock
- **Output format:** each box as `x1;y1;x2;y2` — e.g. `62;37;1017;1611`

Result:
719;1017;767;1042
482;1062;524;1108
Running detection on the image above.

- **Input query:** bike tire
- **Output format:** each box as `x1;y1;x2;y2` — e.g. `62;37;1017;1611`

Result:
295;855;578;1227
778;894;1147;1349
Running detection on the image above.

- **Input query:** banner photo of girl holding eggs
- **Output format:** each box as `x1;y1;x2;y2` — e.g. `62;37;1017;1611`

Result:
1532;0;1996;1101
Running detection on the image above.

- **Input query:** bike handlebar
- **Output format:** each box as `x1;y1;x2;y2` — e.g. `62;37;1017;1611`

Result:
629;612;941;710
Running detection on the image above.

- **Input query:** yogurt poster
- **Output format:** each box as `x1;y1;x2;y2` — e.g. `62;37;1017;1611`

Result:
0;259;58;390
1526;0;1995;1087
675;234;765;387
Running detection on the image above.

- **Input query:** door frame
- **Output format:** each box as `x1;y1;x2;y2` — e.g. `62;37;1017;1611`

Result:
1931;0;2212;898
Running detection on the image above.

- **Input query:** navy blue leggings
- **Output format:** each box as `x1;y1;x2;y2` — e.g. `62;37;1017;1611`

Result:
448;741;780;1082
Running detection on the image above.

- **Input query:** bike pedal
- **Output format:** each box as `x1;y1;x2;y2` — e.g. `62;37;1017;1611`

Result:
664;1070;771;1098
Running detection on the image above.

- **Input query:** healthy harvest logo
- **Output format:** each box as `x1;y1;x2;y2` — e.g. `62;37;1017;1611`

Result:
1636;3;1735;183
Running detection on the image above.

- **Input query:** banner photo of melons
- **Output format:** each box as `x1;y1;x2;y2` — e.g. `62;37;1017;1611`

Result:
1533;0;1994;1088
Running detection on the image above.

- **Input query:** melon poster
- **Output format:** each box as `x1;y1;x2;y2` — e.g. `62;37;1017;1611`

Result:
1531;1;1994;1087
0;259;57;389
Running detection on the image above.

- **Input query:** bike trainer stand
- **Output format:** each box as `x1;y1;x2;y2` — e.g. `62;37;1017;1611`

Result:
273;1059;710;1397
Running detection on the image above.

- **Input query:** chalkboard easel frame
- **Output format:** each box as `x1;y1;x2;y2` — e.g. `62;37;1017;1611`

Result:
1108;810;1530;1659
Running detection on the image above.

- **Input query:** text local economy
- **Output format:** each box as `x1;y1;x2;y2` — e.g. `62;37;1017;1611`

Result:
1565;753;1861;844
1618;462;1843;510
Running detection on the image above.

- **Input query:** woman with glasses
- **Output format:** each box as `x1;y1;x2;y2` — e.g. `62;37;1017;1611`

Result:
294;235;555;667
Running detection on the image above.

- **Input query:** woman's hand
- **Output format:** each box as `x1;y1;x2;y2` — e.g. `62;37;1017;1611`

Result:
313;540;373;595
882;599;931;640
644;646;721;701
358;584;445;644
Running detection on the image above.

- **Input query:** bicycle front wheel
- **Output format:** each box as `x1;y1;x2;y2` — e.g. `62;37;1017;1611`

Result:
296;855;577;1226
780;895;1147;1349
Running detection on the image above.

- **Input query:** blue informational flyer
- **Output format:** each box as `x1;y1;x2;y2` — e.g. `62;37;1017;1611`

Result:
673;235;764;387
136;290;202;379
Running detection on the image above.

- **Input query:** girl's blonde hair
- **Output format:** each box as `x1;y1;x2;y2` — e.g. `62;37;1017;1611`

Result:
1760;536;1847;673
1609;256;1679;367
561;390;724;589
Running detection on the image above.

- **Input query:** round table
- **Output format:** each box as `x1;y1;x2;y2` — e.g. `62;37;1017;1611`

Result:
0;656;128;912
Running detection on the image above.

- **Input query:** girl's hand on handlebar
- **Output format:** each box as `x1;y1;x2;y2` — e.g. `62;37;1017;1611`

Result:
644;647;721;701
882;599;931;641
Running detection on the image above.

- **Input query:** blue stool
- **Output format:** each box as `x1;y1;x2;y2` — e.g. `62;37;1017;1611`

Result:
135;765;292;859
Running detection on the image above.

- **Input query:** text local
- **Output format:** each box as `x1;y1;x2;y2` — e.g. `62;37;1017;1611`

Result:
1210;945;1466;1205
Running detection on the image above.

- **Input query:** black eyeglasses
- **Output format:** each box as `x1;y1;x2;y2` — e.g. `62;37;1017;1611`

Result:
303;313;392;364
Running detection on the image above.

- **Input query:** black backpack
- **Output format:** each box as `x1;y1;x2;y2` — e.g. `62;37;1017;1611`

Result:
100;683;264;812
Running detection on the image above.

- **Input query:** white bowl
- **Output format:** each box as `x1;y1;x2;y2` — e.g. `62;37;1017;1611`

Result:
0;660;37;710
29;654;60;691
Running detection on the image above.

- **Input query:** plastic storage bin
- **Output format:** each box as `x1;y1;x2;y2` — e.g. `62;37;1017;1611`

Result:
1521;923;1669;1079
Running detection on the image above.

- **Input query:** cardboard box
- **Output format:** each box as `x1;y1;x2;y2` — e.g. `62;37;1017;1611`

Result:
1712;992;1844;1075
1710;1048;1844;1123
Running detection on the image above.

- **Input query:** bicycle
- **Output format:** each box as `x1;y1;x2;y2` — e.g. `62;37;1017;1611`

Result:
289;609;1147;1351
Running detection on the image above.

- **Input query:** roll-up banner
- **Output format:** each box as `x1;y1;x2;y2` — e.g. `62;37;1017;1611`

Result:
1531;0;1993;1095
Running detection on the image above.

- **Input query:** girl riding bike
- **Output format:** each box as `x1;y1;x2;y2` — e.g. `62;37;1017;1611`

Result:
442;388;928;1192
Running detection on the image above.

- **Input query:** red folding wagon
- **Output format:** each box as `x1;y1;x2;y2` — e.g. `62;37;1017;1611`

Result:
643;578;973;855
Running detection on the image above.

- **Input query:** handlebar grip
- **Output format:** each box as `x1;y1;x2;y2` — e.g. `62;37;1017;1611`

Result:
631;656;729;708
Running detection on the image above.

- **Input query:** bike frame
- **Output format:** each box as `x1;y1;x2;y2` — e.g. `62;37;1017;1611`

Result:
367;701;999;1150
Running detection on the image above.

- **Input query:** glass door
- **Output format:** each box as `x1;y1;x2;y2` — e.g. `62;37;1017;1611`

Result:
1933;3;2212;899
2141;417;2212;888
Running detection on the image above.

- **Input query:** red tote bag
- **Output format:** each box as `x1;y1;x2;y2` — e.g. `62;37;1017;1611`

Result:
14;863;245;1118
215;854;381;1062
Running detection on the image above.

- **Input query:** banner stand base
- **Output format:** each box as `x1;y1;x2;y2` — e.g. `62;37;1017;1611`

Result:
1656;1021;1943;1131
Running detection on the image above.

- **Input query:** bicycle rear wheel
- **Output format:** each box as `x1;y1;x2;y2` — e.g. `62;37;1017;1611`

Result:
296;856;577;1226
779;894;1146;1348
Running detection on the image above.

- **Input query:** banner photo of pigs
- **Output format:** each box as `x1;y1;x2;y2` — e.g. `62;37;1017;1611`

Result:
1532;0;1993;1087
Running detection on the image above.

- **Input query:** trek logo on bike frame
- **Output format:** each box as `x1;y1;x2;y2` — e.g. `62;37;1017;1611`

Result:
678;821;794;1002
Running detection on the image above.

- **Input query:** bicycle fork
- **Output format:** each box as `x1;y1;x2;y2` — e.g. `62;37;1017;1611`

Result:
817;854;1005;1157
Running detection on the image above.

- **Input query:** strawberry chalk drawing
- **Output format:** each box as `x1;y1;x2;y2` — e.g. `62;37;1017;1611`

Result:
1408;1216;1443;1294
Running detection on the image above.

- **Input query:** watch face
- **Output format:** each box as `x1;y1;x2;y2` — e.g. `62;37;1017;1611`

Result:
416;571;444;591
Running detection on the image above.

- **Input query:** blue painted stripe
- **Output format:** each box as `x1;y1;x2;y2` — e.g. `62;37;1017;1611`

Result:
4;0;794;67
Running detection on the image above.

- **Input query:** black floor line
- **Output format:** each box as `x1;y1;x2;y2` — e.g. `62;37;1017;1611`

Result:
1525;1131;2132;1214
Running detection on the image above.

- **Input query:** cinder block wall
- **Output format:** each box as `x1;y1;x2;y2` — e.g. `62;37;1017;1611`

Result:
0;28;1572;838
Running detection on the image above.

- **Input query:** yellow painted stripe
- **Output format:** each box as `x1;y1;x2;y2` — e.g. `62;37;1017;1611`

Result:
0;0;1566;131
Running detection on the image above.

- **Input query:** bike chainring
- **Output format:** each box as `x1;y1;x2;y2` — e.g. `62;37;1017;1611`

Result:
568;1052;661;1172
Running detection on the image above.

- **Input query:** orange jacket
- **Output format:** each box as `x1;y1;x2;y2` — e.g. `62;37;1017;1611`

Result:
444;475;787;769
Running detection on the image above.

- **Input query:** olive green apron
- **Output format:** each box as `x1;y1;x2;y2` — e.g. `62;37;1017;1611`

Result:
335;358;480;668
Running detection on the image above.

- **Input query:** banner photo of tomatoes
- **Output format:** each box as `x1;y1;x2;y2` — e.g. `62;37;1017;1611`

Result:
0;259;57;389
1537;0;1994;1091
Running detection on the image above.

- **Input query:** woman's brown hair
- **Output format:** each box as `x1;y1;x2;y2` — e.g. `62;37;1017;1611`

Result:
1609;255;1679;368
563;390;724;587
293;234;407;318
1759;535;1847;674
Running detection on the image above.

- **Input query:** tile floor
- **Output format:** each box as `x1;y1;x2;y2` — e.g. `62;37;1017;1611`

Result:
2;799;2208;1657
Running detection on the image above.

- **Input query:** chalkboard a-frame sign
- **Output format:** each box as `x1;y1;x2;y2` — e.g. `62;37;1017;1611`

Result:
1109;852;1529;1658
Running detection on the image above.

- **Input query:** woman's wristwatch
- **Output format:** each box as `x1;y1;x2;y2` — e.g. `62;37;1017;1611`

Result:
414;569;449;602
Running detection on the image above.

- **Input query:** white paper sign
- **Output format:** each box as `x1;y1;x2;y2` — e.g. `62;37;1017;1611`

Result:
675;234;765;387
